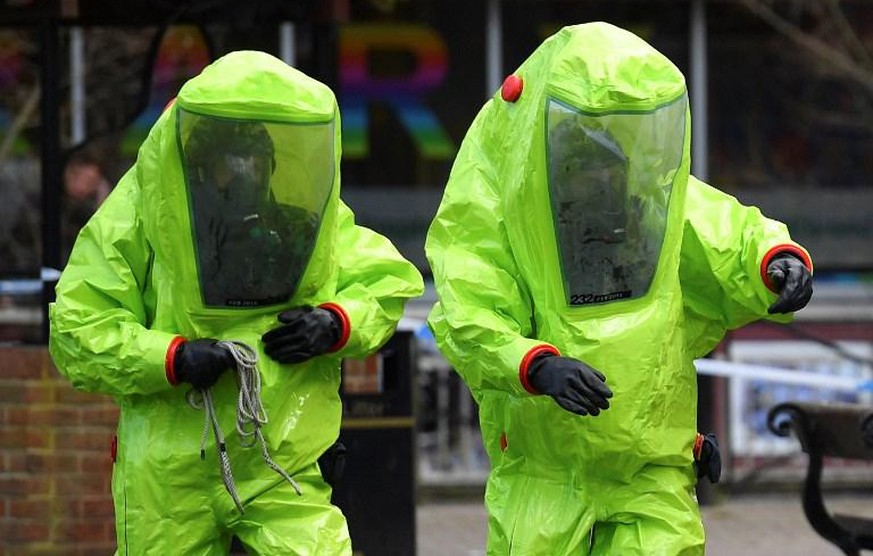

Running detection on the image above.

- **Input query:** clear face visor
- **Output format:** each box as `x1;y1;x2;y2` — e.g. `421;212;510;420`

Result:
178;110;335;307
546;96;687;306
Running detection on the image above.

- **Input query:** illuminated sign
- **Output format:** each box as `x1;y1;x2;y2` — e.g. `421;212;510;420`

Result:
340;23;455;159
0;31;32;155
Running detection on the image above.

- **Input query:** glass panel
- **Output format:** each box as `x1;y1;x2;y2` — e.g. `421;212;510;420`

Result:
0;28;42;343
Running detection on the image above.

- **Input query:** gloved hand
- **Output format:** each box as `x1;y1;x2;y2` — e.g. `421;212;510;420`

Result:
528;354;613;416
767;254;812;314
694;432;722;484
262;305;342;364
173;339;234;391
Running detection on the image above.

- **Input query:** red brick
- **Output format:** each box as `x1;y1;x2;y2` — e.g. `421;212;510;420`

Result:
74;542;117;556
0;375;58;405
0;520;50;542
78;406;119;427
12;548;63;556
77;453;112;475
104;519;116;540
54;387;110;405
54;519;109;542
0;476;50;496
1;363;45;380
32;384;60;404
3;407;28;426
68;497;115;519
0;383;56;405
28;428;51;449
25;452;78;473
55;430;111;452
0;428;53;450
0;451;26;472
56;473;110;496
20;407;83;427
9;499;51;519
0;348;50;379
0;384;29;404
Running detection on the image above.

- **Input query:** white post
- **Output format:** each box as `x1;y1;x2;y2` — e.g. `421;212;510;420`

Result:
280;22;296;67
486;0;503;98
436;367;451;470
690;0;708;179
70;27;86;144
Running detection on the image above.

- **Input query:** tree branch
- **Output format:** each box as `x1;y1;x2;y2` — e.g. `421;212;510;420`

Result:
739;0;873;93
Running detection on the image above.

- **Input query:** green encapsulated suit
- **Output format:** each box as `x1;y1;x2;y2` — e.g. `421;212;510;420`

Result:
49;51;424;555
426;23;811;555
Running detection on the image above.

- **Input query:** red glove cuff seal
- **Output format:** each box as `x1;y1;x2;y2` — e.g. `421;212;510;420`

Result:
319;302;351;352
519;344;561;394
693;432;704;460
760;244;813;293
165;336;187;386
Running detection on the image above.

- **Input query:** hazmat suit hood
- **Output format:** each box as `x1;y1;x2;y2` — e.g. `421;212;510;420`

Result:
503;24;689;309
138;51;341;336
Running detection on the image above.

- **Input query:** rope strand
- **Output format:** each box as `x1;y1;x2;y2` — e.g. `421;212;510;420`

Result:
187;340;301;514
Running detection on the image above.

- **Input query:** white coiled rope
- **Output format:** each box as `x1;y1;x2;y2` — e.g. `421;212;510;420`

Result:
186;340;301;513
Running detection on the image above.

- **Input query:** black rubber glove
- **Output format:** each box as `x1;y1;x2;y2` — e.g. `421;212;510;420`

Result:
317;441;347;489
767;254;812;314
528;354;613;416
694;432;722;484
262;305;342;364
174;339;234;391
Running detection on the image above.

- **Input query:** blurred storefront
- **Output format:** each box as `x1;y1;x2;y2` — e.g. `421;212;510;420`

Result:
2;2;872;322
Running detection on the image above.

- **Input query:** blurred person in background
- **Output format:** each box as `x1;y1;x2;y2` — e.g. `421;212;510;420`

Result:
426;22;812;555
61;152;111;264
49;50;423;555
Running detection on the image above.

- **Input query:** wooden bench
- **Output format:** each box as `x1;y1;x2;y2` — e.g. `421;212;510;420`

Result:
767;401;873;555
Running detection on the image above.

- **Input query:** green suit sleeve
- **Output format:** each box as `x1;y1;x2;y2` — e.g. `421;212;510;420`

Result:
426;110;553;397
329;199;424;359
680;175;812;356
49;172;177;396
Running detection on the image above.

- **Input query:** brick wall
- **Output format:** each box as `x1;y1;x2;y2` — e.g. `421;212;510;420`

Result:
0;347;118;556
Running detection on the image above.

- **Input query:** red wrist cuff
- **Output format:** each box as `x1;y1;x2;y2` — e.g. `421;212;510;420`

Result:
519;344;561;394
165;336;187;386
693;432;704;460
319;302;351;352
760;244;813;293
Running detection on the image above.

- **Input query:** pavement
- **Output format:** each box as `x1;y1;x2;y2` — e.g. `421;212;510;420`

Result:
416;491;873;555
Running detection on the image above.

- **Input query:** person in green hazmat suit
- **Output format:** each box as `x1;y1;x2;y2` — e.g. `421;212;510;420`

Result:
426;23;812;555
49;50;424;555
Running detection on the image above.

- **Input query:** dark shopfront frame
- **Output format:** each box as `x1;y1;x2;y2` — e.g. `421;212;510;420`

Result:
0;0;319;341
